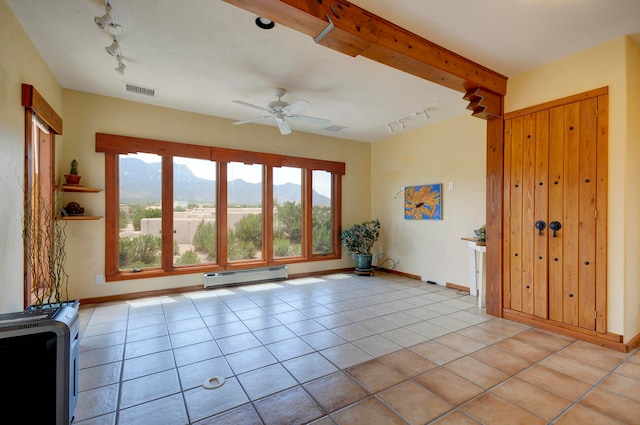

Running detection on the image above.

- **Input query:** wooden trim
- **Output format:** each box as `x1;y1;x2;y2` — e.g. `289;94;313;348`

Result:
595;94;608;333
161;157;174;269
446;282;470;293
377;268;421;281
504;87;608;120
104;153;120;278
21;84;63;135
626;332;640;352
504;309;627;352
96;133;346;175
485;107;504;317
222;0;507;96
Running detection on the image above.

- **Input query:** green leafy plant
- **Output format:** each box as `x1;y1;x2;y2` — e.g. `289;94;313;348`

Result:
340;219;381;255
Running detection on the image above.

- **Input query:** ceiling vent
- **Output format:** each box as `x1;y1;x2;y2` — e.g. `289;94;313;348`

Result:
125;83;156;97
323;125;347;132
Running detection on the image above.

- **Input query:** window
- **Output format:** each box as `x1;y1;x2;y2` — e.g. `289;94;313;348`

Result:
96;133;345;281
273;167;302;259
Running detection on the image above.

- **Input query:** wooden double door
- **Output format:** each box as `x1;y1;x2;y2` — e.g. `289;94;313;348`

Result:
503;90;608;333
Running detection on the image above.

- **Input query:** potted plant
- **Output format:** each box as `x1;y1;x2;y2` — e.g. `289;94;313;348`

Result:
64;159;81;185
340;219;381;275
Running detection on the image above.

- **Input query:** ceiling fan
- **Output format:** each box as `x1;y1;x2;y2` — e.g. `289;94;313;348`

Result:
232;88;331;135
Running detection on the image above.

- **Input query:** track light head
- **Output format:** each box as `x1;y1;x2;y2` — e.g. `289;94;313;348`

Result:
105;39;120;56
387;123;393;134
422;110;431;120
115;57;126;75
94;5;112;29
399;120;406;130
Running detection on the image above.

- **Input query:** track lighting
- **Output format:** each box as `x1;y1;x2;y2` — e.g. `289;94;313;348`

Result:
383;107;434;133
105;38;121;56
115;56;126;75
95;1;126;75
94;5;112;30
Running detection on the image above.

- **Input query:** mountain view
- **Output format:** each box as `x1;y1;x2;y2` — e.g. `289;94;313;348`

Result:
119;157;331;206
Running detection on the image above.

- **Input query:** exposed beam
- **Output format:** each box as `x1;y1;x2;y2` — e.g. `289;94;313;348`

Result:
223;0;507;118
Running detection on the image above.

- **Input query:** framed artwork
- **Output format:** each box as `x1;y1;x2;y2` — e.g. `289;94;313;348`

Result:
404;184;442;220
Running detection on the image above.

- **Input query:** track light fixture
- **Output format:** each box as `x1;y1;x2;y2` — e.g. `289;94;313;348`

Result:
383;107;434;133
94;5;112;30
105;38;121;56
115;56;126;75
95;1;126;75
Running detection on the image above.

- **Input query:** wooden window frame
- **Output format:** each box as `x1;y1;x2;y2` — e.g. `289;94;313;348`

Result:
96;133;345;282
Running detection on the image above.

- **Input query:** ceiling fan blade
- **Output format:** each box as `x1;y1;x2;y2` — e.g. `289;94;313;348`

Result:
289;114;331;128
276;118;292;135
232;100;273;114
283;99;311;115
233;116;272;125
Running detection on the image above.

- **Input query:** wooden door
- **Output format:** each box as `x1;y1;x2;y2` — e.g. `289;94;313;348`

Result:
503;93;607;333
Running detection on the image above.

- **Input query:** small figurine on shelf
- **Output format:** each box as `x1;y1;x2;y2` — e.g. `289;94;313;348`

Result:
473;225;486;243
65;159;81;185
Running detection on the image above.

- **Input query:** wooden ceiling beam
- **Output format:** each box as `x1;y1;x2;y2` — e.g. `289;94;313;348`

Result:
223;0;507;119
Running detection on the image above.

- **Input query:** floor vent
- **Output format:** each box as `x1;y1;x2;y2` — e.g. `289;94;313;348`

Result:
204;266;288;288
125;83;157;97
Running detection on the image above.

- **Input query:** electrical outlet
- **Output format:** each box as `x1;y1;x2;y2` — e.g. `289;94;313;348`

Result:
96;274;105;285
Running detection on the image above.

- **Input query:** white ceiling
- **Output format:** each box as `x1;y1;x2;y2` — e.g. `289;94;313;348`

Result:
7;0;640;142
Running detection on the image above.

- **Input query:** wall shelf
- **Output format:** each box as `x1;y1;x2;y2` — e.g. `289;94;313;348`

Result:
60;184;102;193
58;215;102;221
59;184;103;220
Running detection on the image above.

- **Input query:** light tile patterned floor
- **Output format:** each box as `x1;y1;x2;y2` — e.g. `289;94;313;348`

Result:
73;272;640;424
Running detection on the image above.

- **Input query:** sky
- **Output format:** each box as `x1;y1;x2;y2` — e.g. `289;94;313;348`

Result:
131;153;332;197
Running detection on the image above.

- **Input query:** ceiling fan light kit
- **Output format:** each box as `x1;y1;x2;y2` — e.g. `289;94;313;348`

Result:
233;88;331;135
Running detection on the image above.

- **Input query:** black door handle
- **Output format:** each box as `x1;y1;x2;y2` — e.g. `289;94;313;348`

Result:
535;220;546;236
549;221;562;237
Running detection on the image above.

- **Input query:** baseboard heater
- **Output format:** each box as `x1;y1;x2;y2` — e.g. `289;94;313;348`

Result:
204;266;288;288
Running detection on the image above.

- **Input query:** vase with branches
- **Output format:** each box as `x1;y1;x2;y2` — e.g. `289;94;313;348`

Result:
23;182;73;309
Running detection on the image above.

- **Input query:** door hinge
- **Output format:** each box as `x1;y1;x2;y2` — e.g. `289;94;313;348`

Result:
595;209;598;219
595;310;598;320
596;109;599;118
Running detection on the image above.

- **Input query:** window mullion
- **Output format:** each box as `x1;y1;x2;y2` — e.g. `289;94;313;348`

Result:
217;162;228;267
161;157;174;271
264;166;273;262
303;169;312;258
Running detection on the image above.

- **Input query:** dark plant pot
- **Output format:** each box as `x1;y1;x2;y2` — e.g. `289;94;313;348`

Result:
354;254;374;275
65;174;81;185
26;299;80;311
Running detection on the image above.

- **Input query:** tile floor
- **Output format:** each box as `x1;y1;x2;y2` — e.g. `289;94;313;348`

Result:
72;272;640;425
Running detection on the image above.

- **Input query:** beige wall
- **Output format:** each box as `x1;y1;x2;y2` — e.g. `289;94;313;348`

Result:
0;0;63;312
370;114;487;287
506;36;637;340
61;90;371;300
